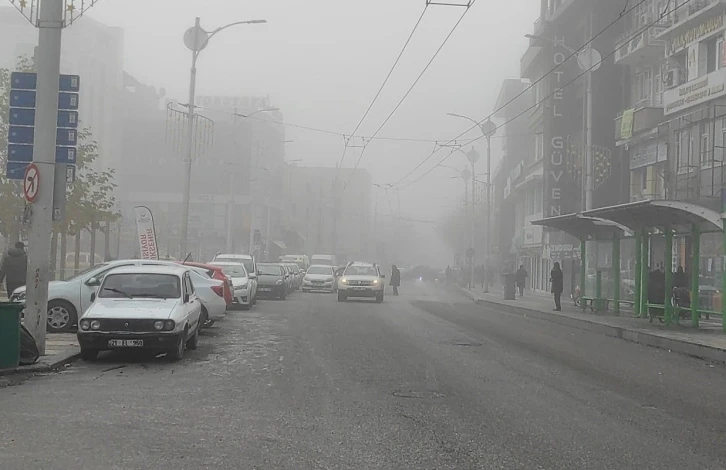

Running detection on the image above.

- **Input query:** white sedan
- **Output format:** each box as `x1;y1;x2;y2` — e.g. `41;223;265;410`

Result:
209;261;255;310
12;259;225;332
76;265;202;361
302;265;337;293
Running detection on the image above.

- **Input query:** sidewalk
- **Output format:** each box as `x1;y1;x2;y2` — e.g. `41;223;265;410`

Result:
0;333;79;376
459;285;726;364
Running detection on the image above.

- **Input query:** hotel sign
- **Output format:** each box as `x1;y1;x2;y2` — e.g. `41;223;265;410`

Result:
669;14;724;54
664;68;726;115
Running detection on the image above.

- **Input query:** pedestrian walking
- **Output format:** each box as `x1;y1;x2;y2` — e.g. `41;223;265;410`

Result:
515;264;528;297
0;241;28;297
550;262;563;311
390;264;401;296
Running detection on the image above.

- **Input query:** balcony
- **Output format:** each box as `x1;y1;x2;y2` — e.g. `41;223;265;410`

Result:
614;103;664;142
655;0;726;43
614;26;666;65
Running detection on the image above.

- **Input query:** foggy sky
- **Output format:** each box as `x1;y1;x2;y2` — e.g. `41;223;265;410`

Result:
85;0;539;266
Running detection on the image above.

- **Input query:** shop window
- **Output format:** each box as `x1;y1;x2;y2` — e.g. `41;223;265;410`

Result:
700;123;710;166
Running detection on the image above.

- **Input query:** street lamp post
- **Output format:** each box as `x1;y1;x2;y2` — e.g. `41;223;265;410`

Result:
180;17;266;259
448;113;496;292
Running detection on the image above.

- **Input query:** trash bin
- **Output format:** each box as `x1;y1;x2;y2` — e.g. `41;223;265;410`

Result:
0;302;24;370
503;273;516;300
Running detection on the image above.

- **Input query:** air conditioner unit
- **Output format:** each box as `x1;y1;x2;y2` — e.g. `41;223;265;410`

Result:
664;69;682;89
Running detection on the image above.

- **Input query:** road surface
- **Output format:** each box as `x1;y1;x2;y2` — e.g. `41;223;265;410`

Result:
1;283;725;469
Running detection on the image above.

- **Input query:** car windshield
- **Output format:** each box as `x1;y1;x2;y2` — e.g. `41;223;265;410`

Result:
217;265;247;277
99;273;181;299
344;266;378;277
307;266;332;275
68;263;109;282
258;264;282;276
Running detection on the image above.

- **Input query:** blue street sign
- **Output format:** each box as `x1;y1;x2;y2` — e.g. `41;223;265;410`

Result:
58;92;79;110
6;162;29;180
8;144;33;162
10;72;37;90
10;90;36;108
55;146;76;164
57;110;78;128
56;129;77;146
9;108;35;126
8;126;34;144
59;75;80;92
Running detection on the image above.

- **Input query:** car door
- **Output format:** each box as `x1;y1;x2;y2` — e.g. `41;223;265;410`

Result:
184;272;202;332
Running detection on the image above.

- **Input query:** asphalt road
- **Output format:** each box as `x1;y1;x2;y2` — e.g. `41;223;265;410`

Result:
2;283;726;469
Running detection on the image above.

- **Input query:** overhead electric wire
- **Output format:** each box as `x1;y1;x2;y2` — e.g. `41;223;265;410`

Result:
344;2;475;189
334;4;430;182
389;0;650;188
395;0;691;190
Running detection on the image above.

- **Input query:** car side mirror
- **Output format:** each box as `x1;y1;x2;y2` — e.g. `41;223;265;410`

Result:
90;292;96;303
184;294;190;303
85;277;100;287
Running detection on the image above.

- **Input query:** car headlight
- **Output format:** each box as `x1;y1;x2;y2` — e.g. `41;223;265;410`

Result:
340;278;348;284
239;282;248;289
13;291;26;301
276;280;284;285
90;320;101;330
163;320;175;331
154;320;164;331
79;319;90;331
373;279;379;285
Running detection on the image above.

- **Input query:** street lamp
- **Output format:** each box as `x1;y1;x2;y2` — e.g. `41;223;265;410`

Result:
524;33;601;211
448;113;496;292
180;17;267;259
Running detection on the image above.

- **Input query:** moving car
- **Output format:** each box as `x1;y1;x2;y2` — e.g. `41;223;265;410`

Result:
76;265;202;361
337;262;385;303
302;265;337;293
209;261;255;310
212;253;258;304
256;263;288;300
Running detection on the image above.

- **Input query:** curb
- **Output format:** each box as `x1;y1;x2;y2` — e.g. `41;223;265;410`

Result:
0;348;80;376
459;288;726;364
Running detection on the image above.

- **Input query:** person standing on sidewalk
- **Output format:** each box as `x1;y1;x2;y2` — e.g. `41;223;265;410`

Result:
0;241;28;298
515;264;528;297
550;262;563;311
390;265;401;296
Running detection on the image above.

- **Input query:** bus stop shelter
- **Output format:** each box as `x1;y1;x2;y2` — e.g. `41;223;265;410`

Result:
533;200;726;330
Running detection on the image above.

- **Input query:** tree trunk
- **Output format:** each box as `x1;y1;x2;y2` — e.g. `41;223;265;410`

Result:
104;220;111;261
50;231;59;280
74;231;81;276
89;219;97;267
60;231;68;281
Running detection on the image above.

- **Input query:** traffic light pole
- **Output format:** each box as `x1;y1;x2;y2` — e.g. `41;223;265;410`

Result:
24;0;63;355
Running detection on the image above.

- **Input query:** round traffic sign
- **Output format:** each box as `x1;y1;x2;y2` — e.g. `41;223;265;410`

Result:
23;163;39;203
183;25;209;52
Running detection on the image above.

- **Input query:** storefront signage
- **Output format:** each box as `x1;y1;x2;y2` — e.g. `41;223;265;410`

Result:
630;140;667;169
664;68;726;115
669;14;724;54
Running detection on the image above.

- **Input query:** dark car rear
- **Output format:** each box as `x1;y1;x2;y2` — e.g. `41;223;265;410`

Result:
256;263;287;300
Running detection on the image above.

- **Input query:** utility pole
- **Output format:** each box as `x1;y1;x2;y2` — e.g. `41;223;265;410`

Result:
24;0;63;355
264;200;272;261
584;20;594;211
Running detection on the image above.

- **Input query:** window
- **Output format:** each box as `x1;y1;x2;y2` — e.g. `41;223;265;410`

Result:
534;133;544;161
718;36;725;70
675;130;682;170
688;129;695;168
708;37;718;73
641;168;648;191
100;273;181;299
701;123;710;166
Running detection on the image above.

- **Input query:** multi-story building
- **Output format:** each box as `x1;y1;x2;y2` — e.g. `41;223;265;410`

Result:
513;0;627;293
0;7;124;171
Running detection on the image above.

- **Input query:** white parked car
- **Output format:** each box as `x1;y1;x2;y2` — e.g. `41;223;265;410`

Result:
302;265;337;293
11;259;225;332
76;265;202;361
212;254;258;305
337;262;385;303
182;266;227;327
209;261;255;310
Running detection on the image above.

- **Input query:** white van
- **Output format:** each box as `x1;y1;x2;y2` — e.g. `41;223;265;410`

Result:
310;254;337;267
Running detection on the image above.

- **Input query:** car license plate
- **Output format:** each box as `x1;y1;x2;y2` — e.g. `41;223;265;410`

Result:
259;287;272;292
108;339;143;347
354;287;367;291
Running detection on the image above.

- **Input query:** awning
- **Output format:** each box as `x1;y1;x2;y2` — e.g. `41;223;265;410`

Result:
582;199;722;231
530;213;632;239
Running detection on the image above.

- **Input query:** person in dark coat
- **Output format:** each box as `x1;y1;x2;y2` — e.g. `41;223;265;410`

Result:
673;266;688;289
0;241;27;297
390;265;401;296
515;264;528;297
550;262;563;311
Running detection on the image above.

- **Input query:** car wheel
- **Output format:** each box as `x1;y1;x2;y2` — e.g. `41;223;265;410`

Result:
47;300;77;332
168;329;186;361
337;292;347;302
80;348;98;361
186;325;199;350
375;293;384;303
